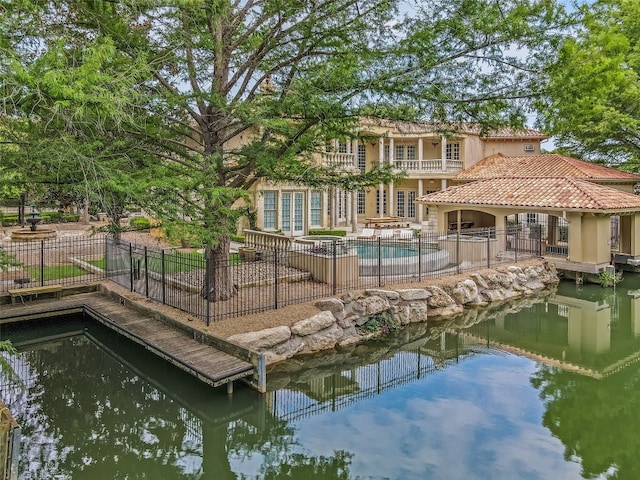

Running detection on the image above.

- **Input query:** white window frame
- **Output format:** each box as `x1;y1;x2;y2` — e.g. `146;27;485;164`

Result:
263;191;277;229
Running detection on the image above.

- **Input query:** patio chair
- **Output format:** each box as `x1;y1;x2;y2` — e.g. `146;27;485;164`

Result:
398;228;414;240
379;229;395;240
357;228;376;240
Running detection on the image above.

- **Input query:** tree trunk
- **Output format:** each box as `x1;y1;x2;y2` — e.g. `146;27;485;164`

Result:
204;236;237;301
18;192;26;226
83;197;90;225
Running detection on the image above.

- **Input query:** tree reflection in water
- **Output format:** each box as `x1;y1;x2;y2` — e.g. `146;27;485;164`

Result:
1;319;355;479
532;364;640;479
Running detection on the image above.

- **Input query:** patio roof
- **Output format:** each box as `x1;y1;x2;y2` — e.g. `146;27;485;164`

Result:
416;177;640;213
455;154;640;182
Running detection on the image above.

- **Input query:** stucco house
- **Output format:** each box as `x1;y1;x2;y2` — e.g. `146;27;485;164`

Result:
248;119;547;234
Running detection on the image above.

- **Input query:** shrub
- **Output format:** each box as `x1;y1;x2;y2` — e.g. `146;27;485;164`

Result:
129;217;151;230
308;229;347;237
559;225;569;243
599;270;623;288
41;212;63;223
0;213;19;226
356;312;401;337
529;223;543;239
506;220;523;234
230;234;245;243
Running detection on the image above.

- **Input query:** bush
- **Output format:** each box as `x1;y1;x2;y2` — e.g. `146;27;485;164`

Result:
41;212;63;223
129;217;151;230
529;223;543;239
0;213;19;227
308;229;347;237
230;234;246;243
506;220;523;234
356;312;401;337
559;225;569;242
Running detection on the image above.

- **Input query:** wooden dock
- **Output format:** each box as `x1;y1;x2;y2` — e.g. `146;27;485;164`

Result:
0;291;265;393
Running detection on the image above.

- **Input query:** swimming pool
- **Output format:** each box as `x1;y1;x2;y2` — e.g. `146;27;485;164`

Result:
292;237;450;276
350;239;450;276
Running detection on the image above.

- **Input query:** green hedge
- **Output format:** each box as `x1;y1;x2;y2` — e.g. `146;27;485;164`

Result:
0;212;80;226
129;217;151;230
308;229;347;237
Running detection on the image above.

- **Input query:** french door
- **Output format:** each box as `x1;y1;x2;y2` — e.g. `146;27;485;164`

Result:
396;190;416;220
281;192;305;236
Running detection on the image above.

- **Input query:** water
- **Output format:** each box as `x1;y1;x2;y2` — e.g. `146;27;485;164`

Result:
2;275;640;479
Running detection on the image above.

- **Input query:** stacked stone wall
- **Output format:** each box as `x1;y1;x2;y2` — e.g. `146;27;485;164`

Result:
228;260;559;364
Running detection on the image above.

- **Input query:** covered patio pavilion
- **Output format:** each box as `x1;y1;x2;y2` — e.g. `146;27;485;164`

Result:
416;176;640;279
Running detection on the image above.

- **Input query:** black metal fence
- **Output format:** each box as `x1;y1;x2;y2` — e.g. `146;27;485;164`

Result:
104;228;542;324
0;226;556;322
0;235;106;292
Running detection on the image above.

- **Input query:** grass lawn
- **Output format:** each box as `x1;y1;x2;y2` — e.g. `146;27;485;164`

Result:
27;264;89;281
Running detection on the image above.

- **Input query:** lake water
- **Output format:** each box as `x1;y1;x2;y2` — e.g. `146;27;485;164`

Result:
2;274;640;479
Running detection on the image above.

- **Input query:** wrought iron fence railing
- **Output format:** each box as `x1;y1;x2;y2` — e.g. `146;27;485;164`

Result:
0;235;106;292
0;227;557;322
104;228;544;324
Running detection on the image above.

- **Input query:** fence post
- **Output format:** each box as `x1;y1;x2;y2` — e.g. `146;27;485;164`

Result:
129;243;133;292
161;249;166;304
377;237;382;287
418;235;422;282
332;240;337;295
144;246;149;297
515;227;519;263
104;236;109;278
40;240;44;286
456;232;460;274
487;228;491;269
274;248;279;309
206;254;211;326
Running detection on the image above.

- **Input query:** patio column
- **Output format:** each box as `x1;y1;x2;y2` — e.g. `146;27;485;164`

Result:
566;212;583;262
389;138;394;166
330;188;337;229
418;138;423;164
352;139;359;169
351;191;358;232
627;213;640;256
441;136;447;171
346;191;352;225
389;181;395;217
322;189;329;228
417;179;424;224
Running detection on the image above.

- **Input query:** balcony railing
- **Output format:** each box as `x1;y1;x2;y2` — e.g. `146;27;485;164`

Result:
323;154;465;174
393;158;464;174
324;153;357;170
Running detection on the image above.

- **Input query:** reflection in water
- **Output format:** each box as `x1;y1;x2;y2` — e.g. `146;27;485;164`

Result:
2;278;640;478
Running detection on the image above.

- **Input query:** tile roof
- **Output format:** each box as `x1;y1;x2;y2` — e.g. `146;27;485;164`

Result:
456;154;640;182
358;118;547;139
416;177;640;212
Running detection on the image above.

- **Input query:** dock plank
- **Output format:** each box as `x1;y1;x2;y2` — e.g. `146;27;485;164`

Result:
1;291;256;389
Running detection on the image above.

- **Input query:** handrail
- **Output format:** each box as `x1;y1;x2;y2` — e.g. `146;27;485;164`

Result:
244;230;293;251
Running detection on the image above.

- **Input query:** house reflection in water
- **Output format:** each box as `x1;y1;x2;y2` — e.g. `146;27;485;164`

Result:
459;283;640;378
269;281;640;422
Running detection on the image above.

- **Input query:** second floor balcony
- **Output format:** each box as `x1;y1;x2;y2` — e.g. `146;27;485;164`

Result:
324;153;464;174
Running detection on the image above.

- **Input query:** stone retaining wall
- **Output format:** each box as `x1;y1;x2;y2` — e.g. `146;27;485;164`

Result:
228;260;559;364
